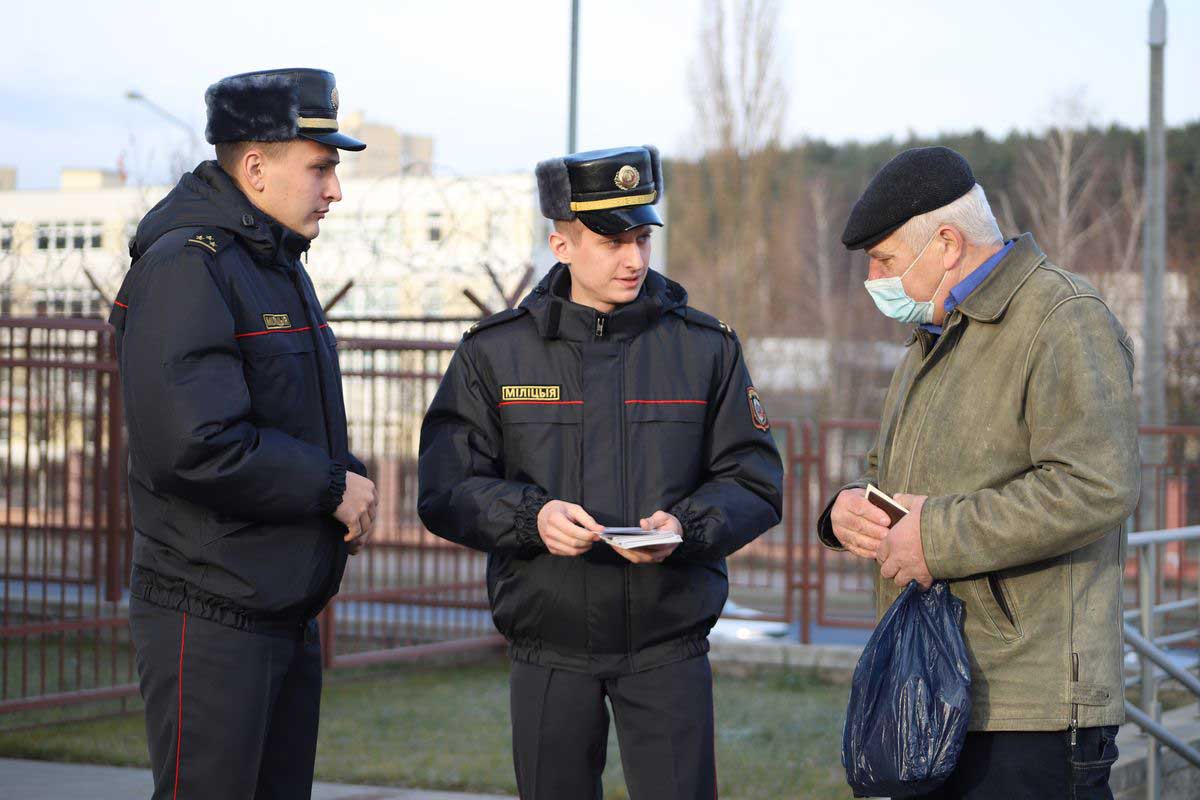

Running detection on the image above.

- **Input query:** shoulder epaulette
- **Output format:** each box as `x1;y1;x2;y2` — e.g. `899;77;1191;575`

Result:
182;227;233;256
463;307;529;338
672;306;735;337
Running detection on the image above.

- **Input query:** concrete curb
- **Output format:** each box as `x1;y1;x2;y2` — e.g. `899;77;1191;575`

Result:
0;758;515;800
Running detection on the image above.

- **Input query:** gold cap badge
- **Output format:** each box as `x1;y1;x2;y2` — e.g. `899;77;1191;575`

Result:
614;165;640;191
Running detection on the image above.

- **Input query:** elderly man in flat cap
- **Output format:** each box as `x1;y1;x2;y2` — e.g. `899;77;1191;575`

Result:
817;146;1139;798
110;68;377;799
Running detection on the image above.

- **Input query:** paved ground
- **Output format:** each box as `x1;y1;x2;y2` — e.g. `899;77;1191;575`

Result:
0;758;515;800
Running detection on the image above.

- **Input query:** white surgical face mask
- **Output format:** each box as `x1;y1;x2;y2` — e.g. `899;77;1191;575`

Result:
862;235;948;324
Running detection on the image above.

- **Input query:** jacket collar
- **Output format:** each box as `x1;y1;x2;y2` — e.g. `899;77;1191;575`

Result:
519;263;687;343
191;161;311;268
953;233;1046;324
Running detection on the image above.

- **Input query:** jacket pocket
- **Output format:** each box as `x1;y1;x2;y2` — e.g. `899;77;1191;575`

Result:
970;571;1023;642
499;403;582;493
237;330;322;432
200;511;255;546
626;402;707;505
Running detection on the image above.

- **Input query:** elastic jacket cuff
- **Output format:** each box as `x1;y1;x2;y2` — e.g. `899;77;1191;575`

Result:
670;503;708;557
318;461;349;515
514;486;551;551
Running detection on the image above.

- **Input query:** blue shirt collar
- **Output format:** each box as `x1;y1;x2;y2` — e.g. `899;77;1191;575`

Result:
920;240;1015;335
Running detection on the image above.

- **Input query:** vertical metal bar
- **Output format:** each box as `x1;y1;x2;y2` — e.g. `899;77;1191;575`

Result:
20;326;34;700
779;421;796;632
1139;542;1160;800
568;0;580;153
1;325;11;701
1142;0;1167;455
816;422;829;626
104;336;122;604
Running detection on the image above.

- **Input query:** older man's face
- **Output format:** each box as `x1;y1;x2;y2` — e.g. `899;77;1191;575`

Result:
866;230;946;300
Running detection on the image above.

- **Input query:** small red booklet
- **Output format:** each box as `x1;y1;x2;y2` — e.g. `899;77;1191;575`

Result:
865;484;909;527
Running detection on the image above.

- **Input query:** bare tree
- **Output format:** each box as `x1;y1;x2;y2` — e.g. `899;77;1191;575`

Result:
1104;148;1146;274
677;0;786;334
1003;92;1114;268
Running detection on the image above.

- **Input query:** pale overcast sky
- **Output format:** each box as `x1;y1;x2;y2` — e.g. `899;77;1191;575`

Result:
1;0;1196;189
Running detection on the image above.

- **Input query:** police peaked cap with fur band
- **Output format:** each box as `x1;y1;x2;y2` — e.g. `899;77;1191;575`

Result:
204;68;365;151
841;146;975;251
536;145;664;235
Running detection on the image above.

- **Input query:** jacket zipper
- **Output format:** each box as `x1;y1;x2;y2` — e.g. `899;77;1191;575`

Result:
1070;651;1079;747
618;337;632;662
288;268;336;457
892;312;962;489
595;312;608;339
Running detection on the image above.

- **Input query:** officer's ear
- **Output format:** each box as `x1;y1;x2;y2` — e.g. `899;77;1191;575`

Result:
548;219;579;263
243;150;268;193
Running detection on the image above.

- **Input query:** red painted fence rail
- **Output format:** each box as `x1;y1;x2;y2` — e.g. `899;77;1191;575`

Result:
1;318;1196;722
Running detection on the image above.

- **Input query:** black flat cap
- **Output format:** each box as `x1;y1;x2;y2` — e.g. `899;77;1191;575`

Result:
205;68;365;152
536;145;664;235
841;146;974;250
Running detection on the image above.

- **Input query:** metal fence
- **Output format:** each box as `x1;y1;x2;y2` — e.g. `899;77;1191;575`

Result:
1;316;1197;723
0;319;132;716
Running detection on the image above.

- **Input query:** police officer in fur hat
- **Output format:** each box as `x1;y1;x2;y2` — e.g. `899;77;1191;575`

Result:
110;68;377;799
418;146;784;799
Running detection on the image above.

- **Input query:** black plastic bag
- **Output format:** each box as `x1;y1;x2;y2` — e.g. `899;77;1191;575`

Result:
842;581;971;798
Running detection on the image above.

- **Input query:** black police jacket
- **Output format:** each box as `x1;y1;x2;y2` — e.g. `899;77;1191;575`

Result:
109;161;364;634
418;264;783;674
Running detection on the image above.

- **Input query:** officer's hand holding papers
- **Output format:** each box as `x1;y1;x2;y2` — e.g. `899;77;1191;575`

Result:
605;510;682;565
536;499;603;556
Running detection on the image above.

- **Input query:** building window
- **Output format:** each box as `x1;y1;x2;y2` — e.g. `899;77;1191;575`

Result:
90;220;103;249
54;222;67;250
72;221;86;250
428;226;441;242
0;223;11;251
37;224;50;250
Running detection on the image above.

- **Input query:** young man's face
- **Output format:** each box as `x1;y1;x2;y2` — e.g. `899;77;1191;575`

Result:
550;222;655;313
254;139;343;239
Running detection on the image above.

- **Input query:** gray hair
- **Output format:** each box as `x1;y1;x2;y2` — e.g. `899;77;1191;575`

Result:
896;183;1003;252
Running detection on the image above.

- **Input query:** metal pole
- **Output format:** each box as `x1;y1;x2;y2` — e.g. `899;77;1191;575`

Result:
568;0;580;153
1141;1;1167;471
125;91;201;153
1139;543;1160;800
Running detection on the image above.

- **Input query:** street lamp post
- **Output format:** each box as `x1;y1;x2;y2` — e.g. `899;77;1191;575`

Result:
568;0;580;153
1142;1;1167;436
125;90;202;173
1140;6;1167;794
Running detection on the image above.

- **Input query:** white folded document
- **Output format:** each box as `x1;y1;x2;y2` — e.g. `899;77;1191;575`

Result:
598;527;683;549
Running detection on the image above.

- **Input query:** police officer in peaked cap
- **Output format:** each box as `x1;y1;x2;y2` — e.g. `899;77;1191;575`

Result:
418;145;784;799
110;68;377;799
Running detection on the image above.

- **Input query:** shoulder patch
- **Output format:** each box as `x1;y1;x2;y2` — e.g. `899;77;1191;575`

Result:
183;228;232;256
747;386;770;431
463;307;529;338
671;306;735;337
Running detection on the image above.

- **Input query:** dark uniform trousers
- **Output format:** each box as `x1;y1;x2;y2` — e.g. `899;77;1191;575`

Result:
908;726;1121;800
510;655;717;800
129;597;323;800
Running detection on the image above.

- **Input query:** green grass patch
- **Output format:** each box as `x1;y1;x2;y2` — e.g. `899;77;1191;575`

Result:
0;656;856;800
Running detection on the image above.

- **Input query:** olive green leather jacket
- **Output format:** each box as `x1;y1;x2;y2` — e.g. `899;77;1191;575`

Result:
819;233;1140;731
